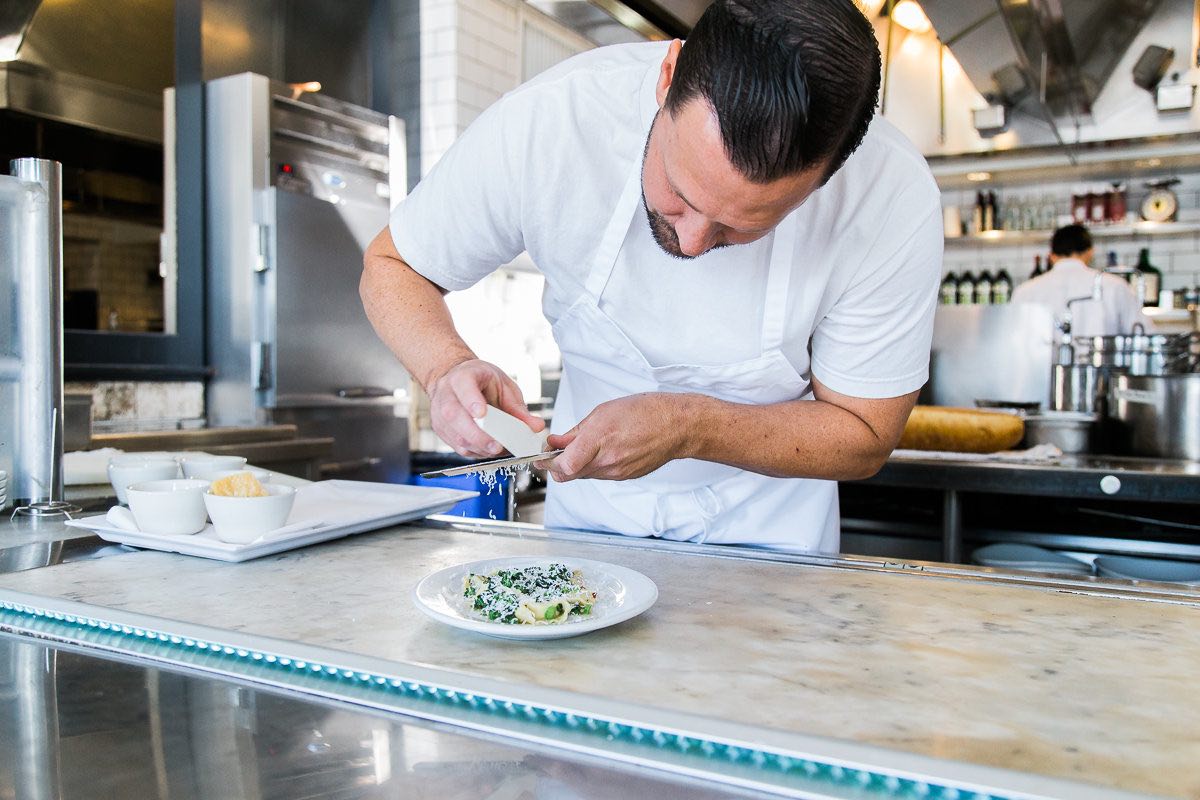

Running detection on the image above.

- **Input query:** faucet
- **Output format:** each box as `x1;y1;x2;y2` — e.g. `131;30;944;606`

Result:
1057;272;1104;365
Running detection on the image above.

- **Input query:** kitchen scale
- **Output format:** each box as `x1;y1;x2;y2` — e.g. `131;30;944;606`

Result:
1141;178;1180;222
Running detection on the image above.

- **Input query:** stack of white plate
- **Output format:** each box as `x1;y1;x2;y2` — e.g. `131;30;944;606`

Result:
971;543;1093;576
0;469;7;508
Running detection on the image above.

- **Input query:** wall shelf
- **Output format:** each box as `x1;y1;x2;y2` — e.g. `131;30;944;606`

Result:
945;220;1200;247
928;133;1200;191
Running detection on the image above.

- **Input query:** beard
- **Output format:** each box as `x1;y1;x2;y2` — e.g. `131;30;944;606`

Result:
642;190;692;260
641;188;732;261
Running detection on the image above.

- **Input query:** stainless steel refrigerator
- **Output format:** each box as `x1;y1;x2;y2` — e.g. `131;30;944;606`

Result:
205;73;410;482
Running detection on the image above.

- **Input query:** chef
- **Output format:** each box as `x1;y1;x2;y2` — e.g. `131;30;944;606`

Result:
361;0;943;553
1012;223;1151;337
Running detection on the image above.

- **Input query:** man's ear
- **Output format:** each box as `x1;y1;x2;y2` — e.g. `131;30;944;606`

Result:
655;39;684;107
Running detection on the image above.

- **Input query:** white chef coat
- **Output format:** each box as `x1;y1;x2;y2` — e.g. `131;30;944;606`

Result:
389;41;943;550
1011;258;1151;337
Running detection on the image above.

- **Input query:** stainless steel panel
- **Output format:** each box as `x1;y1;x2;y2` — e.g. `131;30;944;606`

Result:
206;73;408;432
929;304;1056;408
273;190;404;400
0;62;163;145
269;403;409;483
0;160;63;506
205;73;272;426
0;635;755;800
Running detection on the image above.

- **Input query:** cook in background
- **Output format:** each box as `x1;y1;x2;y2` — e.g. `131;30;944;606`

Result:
1011;224;1152;337
360;0;943;554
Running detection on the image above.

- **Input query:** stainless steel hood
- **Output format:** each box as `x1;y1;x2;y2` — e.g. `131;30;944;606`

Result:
0;0;171;143
525;0;708;44
922;0;1166;125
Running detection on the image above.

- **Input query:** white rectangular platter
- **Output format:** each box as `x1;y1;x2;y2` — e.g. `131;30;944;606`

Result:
64;480;478;562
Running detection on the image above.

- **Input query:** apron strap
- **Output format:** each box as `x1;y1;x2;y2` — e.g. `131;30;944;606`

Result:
760;211;796;351
584;155;647;301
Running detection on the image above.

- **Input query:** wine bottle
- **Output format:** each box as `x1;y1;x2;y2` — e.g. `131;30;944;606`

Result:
992;269;1013;303
939;272;959;305
1031;254;1044;278
957;271;977;305
974;270;994;305
1135;248;1162;307
983;191;996;232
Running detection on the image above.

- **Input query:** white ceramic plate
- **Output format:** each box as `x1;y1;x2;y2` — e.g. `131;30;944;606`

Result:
414;556;657;640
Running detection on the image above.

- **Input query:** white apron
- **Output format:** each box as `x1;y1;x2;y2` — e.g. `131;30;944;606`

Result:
544;145;840;554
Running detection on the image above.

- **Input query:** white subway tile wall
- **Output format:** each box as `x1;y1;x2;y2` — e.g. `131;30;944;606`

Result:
62;214;164;332
414;0;592;397
942;172;1200;293
417;0;589;172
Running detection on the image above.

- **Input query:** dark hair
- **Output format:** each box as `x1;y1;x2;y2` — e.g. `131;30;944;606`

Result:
663;0;881;184
1051;224;1093;256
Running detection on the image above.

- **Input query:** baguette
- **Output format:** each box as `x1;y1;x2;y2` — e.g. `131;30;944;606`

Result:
897;406;1025;454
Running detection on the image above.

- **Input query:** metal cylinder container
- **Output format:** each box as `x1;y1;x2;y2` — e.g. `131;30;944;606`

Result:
1051;364;1102;413
1108;374;1200;461
0;159;64;506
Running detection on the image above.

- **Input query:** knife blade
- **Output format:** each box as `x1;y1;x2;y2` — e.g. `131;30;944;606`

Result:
419;449;564;479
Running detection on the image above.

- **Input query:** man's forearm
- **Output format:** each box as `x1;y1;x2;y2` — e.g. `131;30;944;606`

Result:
678;393;903;481
360;229;475;390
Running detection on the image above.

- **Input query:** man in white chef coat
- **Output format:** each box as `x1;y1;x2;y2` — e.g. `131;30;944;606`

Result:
1012;224;1150;337
361;0;943;553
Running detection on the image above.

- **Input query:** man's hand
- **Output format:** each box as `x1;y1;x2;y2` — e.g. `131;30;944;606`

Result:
545;393;690;482
543;381;917;485
429;359;545;458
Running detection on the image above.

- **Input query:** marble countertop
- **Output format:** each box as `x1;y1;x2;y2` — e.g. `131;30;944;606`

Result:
0;522;1195;798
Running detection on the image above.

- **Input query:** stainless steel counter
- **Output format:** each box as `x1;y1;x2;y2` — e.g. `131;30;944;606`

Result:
0;514;1191;799
852;453;1200;562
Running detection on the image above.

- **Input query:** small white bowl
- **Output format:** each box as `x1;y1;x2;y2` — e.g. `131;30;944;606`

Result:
204;484;296;544
181;455;247;480
208;468;272;484
126;479;210;535
193;462;271;482
109;452;176;466
108;458;182;504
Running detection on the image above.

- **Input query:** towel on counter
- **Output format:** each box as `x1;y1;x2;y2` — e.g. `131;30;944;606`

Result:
890;444;1063;463
62;448;124;485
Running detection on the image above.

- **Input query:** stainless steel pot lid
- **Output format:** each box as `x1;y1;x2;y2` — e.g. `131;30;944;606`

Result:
1078;332;1195;352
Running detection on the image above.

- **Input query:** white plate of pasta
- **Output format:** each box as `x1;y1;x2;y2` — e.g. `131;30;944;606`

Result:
413;556;657;640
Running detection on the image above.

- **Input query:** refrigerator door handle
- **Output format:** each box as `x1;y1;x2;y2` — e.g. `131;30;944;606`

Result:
320;457;383;478
334;386;393;399
252;342;272;390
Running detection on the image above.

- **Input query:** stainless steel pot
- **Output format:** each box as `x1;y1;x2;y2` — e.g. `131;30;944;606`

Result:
1108;374;1200;461
1022;411;1099;454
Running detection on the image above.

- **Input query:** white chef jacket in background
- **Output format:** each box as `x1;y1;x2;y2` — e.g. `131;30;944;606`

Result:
388;41;944;550
1011;258;1151;337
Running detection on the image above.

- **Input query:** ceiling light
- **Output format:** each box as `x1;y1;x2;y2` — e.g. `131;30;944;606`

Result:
967;172;992;182
892;0;932;34
288;81;322;100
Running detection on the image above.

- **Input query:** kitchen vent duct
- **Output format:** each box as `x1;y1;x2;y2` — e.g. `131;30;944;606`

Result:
923;0;1165;124
0;0;40;61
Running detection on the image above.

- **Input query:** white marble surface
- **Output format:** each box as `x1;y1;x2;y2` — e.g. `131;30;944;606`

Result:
0;525;1197;798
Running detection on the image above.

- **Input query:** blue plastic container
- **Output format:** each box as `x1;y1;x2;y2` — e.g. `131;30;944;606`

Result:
409;471;509;520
